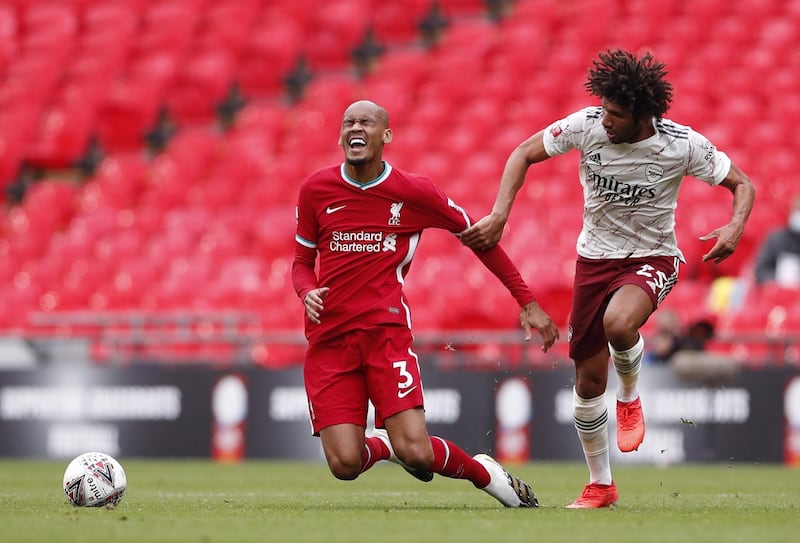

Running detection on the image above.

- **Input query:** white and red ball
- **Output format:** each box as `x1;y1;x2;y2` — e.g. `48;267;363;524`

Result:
63;452;127;507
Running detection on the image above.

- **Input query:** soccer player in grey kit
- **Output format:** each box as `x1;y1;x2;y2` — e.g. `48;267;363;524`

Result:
461;49;755;508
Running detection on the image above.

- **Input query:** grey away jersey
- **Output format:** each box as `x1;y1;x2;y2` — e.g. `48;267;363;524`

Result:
543;106;732;260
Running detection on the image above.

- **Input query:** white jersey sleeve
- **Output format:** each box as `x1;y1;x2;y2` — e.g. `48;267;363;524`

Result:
542;108;591;157
685;129;731;185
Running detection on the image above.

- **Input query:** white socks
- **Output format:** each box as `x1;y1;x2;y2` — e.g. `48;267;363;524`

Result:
572;387;612;485
572;337;644;485
610;335;644;403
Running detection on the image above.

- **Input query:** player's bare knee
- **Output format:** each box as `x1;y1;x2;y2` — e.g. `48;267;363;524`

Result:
603;313;638;348
327;457;361;480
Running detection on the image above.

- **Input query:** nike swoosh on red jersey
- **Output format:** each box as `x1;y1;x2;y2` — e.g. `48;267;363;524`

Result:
398;386;418;399
326;205;346;214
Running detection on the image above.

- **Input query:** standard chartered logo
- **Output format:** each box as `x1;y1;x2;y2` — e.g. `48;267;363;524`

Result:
330;231;397;253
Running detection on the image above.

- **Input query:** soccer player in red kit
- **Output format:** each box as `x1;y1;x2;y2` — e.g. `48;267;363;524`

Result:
292;100;559;507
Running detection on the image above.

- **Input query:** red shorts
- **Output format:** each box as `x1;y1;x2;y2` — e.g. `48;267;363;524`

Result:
568;255;680;360
303;325;425;435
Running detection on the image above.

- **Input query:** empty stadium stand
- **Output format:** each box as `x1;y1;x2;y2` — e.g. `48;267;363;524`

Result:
0;0;797;365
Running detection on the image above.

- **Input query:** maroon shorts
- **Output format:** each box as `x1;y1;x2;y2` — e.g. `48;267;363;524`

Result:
568;255;680;360
303;325;424;435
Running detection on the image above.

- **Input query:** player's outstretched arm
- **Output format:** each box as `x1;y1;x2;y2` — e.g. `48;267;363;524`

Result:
520;300;559;353
699;162;756;263
458;213;507;251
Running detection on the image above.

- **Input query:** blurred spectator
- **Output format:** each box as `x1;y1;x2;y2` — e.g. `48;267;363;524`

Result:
678;316;716;352
754;195;800;288
646;311;716;364
670;316;737;385
645;309;681;364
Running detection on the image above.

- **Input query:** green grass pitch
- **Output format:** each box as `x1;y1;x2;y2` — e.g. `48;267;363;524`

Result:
0;459;797;543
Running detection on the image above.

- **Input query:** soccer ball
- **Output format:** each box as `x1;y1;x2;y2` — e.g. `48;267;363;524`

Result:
62;451;127;508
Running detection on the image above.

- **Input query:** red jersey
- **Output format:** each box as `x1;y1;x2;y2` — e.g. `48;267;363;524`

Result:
292;162;535;344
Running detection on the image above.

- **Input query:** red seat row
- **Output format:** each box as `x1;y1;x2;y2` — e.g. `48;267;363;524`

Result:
1;1;799;360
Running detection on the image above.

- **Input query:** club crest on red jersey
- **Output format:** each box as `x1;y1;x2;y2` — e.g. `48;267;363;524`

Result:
389;202;403;225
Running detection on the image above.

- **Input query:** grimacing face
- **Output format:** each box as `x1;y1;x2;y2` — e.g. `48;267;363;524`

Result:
339;103;391;165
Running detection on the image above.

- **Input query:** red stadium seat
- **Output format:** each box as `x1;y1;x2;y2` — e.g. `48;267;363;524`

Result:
137;127;221;207
144;227;197;264
234;101;289;133
280;102;344;158
103;259;162;309
198;222;247;261
3;52;62;109
67;47;129;92
96;76;166;152
689;0;730;19
437;0;488;17
0;283;41;329
421;58;484;109
745;284;800;315
782;304;800;333
624;0;680;19
53;219;103;267
436;18;499;57
303;1;369;71
301;75;361;112
83;2;142;29
155;254;217;309
208;255;267;310
0;5;18;70
260;276;304;332
0;125;26;188
20;3;78;52
163;206;214;240
136;0;199;54
451;151;502;203
253;207;296;257
236;17;303;97
196;171;247;209
716;306;770;337
22;179;78;231
367;48;431;90
166;48;236;124
506;0;560;28
25;101;95;169
757;17;796;57
368;0;430;44
87;152;150;209
195;1;260;56
657;280;713;326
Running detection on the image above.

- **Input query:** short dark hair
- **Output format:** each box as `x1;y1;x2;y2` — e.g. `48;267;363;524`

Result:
585;49;673;121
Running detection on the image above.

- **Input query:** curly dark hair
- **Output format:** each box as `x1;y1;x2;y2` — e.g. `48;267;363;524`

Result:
585;49;673;122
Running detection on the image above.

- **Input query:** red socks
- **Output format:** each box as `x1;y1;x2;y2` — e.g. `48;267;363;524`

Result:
429;436;490;488
360;434;490;489
360;436;390;473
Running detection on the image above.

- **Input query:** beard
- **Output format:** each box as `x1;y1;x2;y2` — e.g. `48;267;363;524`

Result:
345;156;368;166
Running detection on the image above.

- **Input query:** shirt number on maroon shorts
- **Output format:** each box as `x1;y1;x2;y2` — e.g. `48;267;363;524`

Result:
392;361;417;399
636;263;671;297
